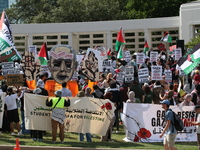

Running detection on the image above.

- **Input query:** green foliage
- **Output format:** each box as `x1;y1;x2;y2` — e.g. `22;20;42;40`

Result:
185;36;200;48
4;0;196;23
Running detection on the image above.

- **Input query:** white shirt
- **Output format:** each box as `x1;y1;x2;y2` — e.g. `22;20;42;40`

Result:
4;94;18;111
61;88;72;97
197;113;200;134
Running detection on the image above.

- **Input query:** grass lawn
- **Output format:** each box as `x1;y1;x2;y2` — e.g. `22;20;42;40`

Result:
0;125;198;150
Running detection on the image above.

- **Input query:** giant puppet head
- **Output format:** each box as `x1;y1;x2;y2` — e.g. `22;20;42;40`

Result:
48;45;76;84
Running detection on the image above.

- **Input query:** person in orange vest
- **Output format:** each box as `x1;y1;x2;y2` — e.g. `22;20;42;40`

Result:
46;90;70;143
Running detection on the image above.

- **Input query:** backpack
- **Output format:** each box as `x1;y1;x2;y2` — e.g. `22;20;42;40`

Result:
169;109;184;131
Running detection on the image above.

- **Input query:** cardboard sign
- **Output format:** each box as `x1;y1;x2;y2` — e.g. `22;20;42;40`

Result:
150;52;158;63
151;66;162;80
174;48;182;60
28;45;37;54
138;68;149;83
6;74;24;86
136;53;145;64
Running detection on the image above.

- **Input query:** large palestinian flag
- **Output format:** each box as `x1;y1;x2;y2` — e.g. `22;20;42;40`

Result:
178;43;200;75
0;11;21;61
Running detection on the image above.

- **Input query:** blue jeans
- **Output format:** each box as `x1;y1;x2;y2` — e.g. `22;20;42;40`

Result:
79;133;92;142
21;111;30;134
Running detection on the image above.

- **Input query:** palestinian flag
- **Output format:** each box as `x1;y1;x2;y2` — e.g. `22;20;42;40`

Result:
115;28;125;51
107;48;112;59
0;11;21;61
38;42;48;65
161;31;172;43
178;43;200;75
143;40;149;55
117;46;123;59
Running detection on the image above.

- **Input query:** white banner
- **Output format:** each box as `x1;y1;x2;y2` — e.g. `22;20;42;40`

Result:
0;93;5;128
164;70;172;82
136;53;145;64
174;48;182;61
138;68;149;83
122;103;196;142
150;52;158;63
151;66;162;80
24;93;115;135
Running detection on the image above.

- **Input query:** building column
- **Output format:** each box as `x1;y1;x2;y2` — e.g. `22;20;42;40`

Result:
106;31;112;49
26;33;32;51
68;32;73;47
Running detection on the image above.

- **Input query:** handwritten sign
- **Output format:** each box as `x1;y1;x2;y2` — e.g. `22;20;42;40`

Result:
151;66;162;80
136;53;145;64
6;74;24;86
138;68;149;83
150;52;158;63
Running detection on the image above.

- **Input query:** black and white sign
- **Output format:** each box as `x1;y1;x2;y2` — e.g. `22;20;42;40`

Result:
124;66;134;83
138;68;149;83
102;60;114;73
116;72;125;85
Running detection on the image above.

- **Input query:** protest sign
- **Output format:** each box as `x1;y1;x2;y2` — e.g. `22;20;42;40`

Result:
76;55;84;71
0;11;21;62
0;93;5;128
123;51;131;62
21;51;40;81
102;60;114;73
138;68;149;83
151;66;162;80
1;62;20;75
122;103;196;142
81;48;101;81
136;53;145;64
24;93;115;135
178;44;200;75
164;70;172;82
174;48;182;60
150;52;158;63
124;66;134;83
96;46;108;60
28;45;37;54
116;72;125;85
6;74;24;86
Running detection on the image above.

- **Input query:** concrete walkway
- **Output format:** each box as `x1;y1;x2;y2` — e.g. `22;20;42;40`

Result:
0;145;152;150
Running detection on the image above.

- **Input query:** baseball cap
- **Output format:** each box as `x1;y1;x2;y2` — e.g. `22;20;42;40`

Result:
194;105;200;110
54;90;62;97
160;100;170;106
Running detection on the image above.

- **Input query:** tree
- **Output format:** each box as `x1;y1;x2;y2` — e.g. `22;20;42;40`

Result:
185;36;200;48
4;0;197;23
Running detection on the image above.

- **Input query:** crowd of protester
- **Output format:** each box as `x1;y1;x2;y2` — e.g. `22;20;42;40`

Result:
0;49;200;144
